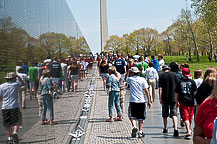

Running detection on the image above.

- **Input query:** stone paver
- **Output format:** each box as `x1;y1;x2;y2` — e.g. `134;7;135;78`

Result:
0;69;92;144
84;76;144;144
84;72;193;144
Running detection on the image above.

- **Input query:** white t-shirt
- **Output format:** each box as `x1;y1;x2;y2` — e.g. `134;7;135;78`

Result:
126;76;149;103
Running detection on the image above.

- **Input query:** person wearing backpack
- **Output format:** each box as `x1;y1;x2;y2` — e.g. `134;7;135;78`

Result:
175;68;197;140
193;73;217;144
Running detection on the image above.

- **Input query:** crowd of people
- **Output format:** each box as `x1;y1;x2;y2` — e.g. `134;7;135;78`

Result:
0;55;93;144
97;52;217;143
0;51;217;143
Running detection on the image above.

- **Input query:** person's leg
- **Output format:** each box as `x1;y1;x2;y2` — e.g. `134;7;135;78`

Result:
114;92;122;118
152;79;156;101
41;96;47;122
163;117;168;130
148;82;153;102
21;86;27;108
107;92;115;120
138;120;143;132
75;79;78;91
172;116;178;130
130;118;137;127
119;89;125;113
47;95;54;121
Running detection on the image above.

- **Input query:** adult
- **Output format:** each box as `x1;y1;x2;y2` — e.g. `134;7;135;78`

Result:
0;72;23;144
137;56;149;77
142;62;158;102
151;56;159;73
60;58;69;93
114;54;127;82
67;60;80;92
40;69;56;125
158;54;165;74
50;57;62;98
99;60;109;91
21;62;29;75
126;67;151;138
17;68;29;109
159;65;179;136
193;78;217;144
106;66;123;122
133;52;140;60
28;62;38;99
195;67;217;115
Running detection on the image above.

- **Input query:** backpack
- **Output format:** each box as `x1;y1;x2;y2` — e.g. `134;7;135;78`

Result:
211;117;217;144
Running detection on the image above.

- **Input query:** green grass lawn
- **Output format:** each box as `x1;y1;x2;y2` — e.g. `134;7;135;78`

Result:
163;56;217;78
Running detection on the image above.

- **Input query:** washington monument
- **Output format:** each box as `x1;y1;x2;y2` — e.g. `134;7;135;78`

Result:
100;0;108;52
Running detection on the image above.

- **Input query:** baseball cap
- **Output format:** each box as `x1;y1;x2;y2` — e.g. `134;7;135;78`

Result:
162;65;170;70
182;68;192;77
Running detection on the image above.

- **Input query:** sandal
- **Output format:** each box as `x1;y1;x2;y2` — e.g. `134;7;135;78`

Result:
114;116;123;121
105;118;113;122
41;120;49;125
50;121;57;125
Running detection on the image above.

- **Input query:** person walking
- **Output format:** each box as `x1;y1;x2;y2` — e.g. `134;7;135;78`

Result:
99;60;109;91
67;60;80;92
126;67;151;138
142;62;158;102
106;66;123;122
159;65;179;136
28;62;38;99
0;72;24;144
175;68;197;139
50;57;62;98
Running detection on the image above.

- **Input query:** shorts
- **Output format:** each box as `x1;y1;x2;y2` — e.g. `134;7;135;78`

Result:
52;78;60;86
29;81;35;89
71;75;78;80
180;101;194;123
162;102;177;118
2;108;22;128
101;73;109;80
128;102;146;120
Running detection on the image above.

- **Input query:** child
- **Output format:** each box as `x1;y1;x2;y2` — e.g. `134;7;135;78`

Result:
175;68;197;139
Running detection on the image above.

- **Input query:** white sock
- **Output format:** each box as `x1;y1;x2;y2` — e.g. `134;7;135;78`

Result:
139;130;143;133
13;132;17;134
8;137;11;140
133;126;137;129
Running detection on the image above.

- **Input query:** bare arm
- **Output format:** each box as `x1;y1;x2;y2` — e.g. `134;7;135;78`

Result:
193;123;211;144
144;88;151;108
17;75;24;86
175;93;179;108
159;87;163;105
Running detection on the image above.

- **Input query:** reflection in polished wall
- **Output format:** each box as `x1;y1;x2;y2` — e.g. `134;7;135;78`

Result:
0;0;90;64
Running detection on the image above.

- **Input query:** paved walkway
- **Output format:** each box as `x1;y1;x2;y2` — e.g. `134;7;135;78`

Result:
84;73;193;144
0;70;92;144
0;68;194;144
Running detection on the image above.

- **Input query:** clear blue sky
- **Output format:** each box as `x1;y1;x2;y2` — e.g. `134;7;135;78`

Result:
66;0;192;54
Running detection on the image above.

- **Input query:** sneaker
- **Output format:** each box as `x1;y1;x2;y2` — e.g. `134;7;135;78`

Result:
12;133;19;143
138;132;145;138
173;130;179;137
131;127;138;138
184;133;192;139
162;128;168;133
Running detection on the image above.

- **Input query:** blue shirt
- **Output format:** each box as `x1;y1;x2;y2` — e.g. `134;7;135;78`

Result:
114;59;126;74
0;82;21;109
106;74;120;92
41;77;53;96
151;59;159;72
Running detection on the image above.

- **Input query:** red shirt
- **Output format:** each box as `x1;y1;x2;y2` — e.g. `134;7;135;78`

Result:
195;98;217;138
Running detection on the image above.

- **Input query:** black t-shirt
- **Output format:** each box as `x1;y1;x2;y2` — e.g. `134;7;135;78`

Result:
114;59;126;74
69;66;79;75
175;78;197;107
99;65;109;73
195;81;214;105
159;72;179;103
50;62;62;78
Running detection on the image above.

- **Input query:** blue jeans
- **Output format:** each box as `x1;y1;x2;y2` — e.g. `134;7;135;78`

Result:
108;91;122;118
41;95;54;121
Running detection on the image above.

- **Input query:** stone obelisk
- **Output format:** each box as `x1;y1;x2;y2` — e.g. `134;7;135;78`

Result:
100;0;108;52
